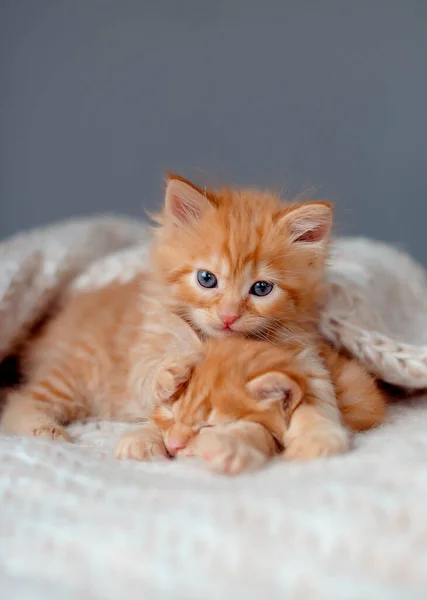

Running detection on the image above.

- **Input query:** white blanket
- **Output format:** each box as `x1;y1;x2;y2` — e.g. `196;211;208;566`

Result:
1;216;427;599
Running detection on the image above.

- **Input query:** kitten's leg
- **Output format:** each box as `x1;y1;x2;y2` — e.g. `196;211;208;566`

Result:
152;351;202;402
282;352;350;460
334;356;386;432
1;371;87;441
115;421;168;461
181;422;277;475
283;404;350;460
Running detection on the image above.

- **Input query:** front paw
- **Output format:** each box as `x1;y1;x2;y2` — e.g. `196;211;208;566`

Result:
283;426;350;461
153;352;201;403
115;430;168;462
33;424;72;442
183;429;267;475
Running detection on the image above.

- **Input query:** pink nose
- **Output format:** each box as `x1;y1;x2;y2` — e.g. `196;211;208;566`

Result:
166;439;186;456
220;314;239;327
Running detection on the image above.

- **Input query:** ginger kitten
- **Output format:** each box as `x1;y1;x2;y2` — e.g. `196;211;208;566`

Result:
149;337;383;474
149;174;385;456
1;174;386;463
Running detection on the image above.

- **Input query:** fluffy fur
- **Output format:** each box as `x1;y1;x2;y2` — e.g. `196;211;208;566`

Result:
1;174;386;472
152;174;332;340
150;337;384;474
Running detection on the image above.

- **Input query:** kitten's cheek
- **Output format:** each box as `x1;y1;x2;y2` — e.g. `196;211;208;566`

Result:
191;309;225;337
189;310;209;333
176;431;207;457
193;317;224;338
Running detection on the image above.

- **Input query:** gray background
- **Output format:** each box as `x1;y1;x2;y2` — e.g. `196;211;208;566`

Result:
1;1;426;261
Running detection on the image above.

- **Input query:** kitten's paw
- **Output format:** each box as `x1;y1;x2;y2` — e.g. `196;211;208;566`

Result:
283;426;350;461
33;425;72;442
183;429;267;475
115;430;168;462
153;352;201;403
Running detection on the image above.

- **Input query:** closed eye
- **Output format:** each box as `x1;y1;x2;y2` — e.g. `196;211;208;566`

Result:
192;423;214;433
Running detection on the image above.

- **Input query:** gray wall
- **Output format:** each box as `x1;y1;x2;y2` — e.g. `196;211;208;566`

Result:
1;1;427;261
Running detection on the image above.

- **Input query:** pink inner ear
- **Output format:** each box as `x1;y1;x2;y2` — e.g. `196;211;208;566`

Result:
170;194;201;223
295;222;330;243
247;371;296;403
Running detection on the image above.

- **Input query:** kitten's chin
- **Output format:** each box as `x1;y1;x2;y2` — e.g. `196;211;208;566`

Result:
199;325;235;339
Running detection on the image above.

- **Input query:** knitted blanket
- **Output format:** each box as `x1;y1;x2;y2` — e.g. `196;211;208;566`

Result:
1;216;427;599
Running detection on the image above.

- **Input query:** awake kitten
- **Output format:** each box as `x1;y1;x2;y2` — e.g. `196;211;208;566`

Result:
149;174;386;457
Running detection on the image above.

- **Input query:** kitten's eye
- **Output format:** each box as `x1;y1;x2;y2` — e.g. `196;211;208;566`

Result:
192;423;214;433
197;270;218;289
250;281;274;297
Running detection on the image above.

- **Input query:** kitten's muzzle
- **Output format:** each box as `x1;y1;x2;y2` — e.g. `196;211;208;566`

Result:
165;424;193;456
218;313;240;329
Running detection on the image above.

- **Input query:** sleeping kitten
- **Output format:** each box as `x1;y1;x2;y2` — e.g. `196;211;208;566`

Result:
1;174;386;461
145;336;384;474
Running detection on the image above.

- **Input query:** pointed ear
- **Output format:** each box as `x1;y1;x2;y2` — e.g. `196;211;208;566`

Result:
246;371;302;409
281;202;332;246
164;174;214;226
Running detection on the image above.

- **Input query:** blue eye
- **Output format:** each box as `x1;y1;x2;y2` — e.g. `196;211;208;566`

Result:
250;281;273;297
197;270;218;289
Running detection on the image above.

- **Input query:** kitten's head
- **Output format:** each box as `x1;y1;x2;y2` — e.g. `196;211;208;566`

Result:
151;174;333;339
152;337;304;456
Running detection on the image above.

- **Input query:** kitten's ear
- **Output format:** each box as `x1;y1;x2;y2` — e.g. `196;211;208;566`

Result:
164;174;214;226
246;371;302;409
281;202;333;246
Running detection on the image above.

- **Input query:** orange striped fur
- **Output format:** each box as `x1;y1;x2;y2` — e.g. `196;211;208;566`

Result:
1;174;386;470
149;336;385;473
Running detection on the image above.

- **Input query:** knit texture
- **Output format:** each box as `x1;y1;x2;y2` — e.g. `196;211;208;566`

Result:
2;403;427;600
1;216;427;599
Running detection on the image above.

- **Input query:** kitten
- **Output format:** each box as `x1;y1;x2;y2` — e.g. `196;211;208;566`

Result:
150;336;305;474
149;174;385;457
148;336;383;474
1;174;386;462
